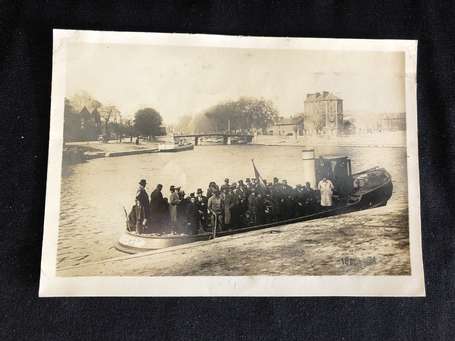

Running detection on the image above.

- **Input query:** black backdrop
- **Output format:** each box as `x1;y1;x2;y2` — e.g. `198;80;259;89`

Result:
1;1;454;340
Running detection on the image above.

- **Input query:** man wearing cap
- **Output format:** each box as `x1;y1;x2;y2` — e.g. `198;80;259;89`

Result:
271;177;282;221
196;188;208;231
221;186;234;228
245;178;253;196
176;187;188;232
135;179;151;234
169;185;180;230
234;181;247;224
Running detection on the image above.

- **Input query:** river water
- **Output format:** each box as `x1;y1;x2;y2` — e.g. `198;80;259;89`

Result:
57;145;408;269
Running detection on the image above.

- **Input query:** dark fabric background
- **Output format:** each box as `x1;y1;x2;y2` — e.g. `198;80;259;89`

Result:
0;1;454;340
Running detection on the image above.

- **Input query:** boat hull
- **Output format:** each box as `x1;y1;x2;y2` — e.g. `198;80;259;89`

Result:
158;144;194;152
116;168;393;254
115;232;211;254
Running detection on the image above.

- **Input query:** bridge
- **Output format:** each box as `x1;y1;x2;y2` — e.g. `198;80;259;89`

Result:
174;133;254;145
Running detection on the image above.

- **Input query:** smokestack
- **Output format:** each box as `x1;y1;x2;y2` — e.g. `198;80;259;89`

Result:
301;149;316;188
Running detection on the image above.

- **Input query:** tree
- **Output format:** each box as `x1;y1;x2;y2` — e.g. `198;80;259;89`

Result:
197;97;279;134
123;119;135;142
133;108;163;139
99;105;121;141
175;114;194;134
63;98;82;142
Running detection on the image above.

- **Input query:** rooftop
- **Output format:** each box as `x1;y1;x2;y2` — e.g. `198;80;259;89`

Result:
305;91;341;101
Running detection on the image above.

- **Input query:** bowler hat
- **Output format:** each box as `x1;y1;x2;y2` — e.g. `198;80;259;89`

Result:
139;179;147;186
197;188;203;194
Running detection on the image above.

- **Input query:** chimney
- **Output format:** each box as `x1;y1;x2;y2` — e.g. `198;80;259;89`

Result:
323;91;329;97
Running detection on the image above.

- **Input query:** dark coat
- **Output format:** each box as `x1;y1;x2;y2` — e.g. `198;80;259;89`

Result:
150;189;164;213
150;188;167;226
185;201;200;234
136;186;151;220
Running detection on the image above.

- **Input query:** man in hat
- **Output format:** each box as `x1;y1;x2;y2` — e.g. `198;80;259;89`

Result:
196;188;208;231
247;191;257;225
169;185;180;230
185;193;199;235
135;179;151;234
234;181;247;225
245;178;253;196
271;177;282;221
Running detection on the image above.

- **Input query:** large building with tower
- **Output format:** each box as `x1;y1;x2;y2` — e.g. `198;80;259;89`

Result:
304;91;343;135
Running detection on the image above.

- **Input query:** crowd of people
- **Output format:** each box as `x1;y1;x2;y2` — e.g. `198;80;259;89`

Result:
128;168;345;236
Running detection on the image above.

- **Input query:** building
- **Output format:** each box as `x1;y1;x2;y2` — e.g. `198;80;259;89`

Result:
270;116;304;136
98;105;122;124
346;112;406;134
304;91;343;135
377;112;406;131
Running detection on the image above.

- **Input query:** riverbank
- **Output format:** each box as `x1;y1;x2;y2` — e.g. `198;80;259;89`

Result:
62;131;406;164
253;131;406;148
58;205;410;277
63;140;160;163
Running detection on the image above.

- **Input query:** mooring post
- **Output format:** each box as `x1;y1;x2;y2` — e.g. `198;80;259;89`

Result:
195;136;198;145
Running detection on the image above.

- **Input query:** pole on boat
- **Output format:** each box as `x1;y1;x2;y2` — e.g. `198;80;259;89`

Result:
123;206;129;231
211;210;217;239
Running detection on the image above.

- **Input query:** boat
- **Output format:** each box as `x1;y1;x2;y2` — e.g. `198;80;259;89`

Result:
229;136;249;144
115;150;393;254
198;136;224;145
158;141;194;152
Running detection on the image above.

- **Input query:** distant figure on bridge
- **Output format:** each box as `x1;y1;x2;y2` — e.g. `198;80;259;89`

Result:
318;177;334;207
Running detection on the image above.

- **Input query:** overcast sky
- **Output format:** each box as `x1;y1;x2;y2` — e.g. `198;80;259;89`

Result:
65;42;405;124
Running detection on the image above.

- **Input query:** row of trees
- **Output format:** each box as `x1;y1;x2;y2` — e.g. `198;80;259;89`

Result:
64;93;281;142
175;97;279;134
63;94;164;142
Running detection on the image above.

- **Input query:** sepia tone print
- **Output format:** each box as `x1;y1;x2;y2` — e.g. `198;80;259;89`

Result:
39;30;423;296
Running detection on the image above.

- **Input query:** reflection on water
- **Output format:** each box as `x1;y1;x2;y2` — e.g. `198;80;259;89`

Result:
57;145;408;268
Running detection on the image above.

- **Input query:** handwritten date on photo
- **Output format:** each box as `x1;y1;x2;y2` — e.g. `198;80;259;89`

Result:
340;256;377;267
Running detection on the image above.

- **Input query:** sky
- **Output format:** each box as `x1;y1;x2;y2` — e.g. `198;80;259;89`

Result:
65;42;405;124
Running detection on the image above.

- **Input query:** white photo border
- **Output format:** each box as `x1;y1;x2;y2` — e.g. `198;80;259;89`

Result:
39;29;424;296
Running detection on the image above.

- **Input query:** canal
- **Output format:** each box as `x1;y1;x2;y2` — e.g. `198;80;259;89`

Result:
57;145;408;269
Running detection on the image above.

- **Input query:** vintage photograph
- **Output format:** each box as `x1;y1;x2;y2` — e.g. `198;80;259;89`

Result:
40;31;423;296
